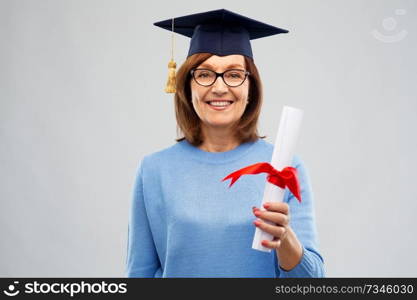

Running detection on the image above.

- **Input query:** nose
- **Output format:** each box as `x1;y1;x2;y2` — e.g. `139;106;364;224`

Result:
211;75;228;94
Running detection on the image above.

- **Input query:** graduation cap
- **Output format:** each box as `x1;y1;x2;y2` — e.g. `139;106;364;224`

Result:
153;9;289;93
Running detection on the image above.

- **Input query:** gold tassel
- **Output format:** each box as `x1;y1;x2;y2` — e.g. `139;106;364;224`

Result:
165;18;176;94
165;59;176;93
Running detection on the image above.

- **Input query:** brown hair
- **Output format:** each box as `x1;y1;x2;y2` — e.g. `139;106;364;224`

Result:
174;53;266;147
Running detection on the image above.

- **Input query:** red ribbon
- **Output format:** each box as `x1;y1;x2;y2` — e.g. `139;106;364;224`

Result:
221;162;302;203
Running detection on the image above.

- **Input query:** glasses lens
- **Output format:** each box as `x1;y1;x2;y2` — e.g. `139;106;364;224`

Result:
193;69;216;86
224;70;246;86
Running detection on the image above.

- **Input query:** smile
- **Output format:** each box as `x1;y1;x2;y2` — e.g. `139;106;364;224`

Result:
205;100;234;111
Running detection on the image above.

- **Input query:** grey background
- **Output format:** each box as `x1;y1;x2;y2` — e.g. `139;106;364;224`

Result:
1;0;416;277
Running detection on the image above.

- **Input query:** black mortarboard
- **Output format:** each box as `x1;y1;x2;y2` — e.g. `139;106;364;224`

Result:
154;8;288;59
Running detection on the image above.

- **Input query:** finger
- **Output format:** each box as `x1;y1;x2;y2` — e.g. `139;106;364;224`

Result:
254;209;289;226
261;239;281;249
263;202;289;215
254;220;286;239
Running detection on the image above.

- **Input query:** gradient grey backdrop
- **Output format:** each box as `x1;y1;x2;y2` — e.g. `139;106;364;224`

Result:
1;0;416;277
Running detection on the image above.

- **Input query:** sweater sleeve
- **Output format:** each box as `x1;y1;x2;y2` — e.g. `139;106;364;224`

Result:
125;157;161;277
275;156;325;278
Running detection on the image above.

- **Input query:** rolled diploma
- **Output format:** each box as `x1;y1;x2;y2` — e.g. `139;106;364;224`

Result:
252;106;304;252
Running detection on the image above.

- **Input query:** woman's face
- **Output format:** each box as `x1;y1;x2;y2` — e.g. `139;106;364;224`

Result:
191;54;249;130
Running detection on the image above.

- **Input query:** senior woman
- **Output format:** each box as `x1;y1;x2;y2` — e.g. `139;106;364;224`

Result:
126;9;325;278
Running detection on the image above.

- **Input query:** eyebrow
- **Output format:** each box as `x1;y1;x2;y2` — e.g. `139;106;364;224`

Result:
199;63;245;69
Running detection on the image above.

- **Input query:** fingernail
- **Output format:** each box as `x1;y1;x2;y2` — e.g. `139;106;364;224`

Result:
261;240;268;247
253;220;261;227
254;210;261;216
263;203;270;209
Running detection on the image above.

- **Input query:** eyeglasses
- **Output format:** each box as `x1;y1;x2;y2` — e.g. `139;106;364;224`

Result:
190;68;250;87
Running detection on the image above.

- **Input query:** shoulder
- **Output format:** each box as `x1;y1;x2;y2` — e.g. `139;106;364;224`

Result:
260;138;273;150
255;138;273;158
144;142;181;162
137;141;184;174
260;138;304;168
292;154;304;169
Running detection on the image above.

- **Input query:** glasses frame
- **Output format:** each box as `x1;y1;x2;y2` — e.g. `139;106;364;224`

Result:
190;68;250;87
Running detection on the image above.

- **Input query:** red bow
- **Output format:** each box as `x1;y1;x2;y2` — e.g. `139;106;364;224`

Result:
222;162;302;203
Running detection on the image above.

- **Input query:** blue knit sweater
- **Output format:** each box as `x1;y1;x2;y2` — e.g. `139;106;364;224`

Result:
126;138;325;277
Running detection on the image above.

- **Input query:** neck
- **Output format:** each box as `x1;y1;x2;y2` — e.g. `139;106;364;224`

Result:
198;125;240;152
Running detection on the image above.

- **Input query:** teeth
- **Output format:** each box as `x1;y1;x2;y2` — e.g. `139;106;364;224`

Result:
208;101;232;107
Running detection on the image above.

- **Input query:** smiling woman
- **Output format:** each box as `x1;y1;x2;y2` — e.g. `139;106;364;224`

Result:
126;9;325;278
175;53;264;149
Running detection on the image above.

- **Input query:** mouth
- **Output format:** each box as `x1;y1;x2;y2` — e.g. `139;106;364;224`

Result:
205;100;234;111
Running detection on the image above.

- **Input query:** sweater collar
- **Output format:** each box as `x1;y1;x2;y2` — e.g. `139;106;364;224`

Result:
178;138;262;164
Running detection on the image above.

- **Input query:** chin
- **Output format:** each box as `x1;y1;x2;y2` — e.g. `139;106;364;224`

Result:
205;119;236;128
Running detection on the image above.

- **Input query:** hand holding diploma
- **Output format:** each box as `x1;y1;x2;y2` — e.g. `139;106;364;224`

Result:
222;106;305;270
252;202;290;249
252;202;303;271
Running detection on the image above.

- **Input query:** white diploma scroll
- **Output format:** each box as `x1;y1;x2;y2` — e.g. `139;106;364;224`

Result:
252;106;304;252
